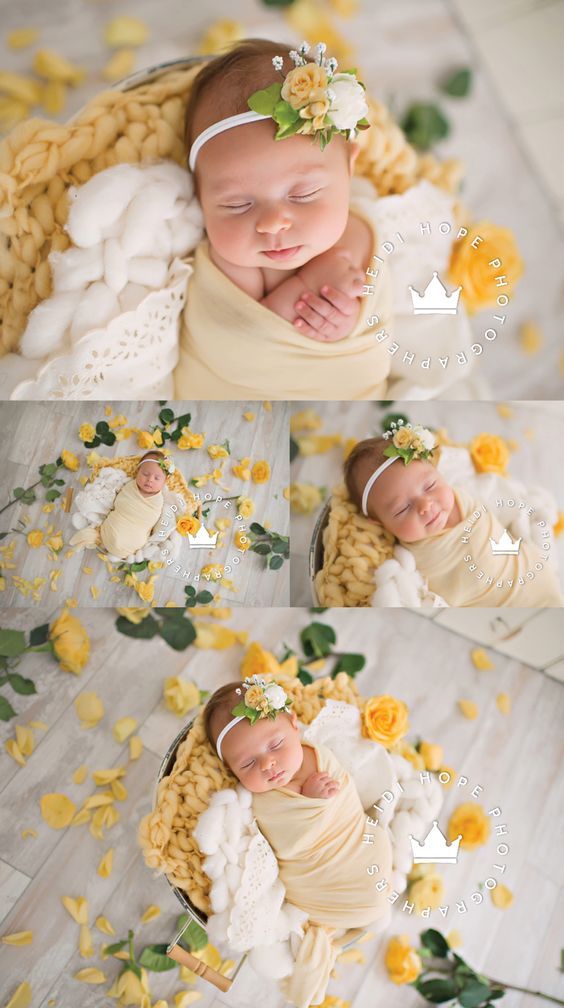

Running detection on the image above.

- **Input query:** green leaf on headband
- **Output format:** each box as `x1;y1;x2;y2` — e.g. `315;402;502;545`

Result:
274;99;299;128
248;82;282;116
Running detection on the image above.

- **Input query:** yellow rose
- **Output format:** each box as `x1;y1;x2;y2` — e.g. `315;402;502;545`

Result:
237;496;254;518
469;433;510;475
449;221;524;315
116;608;150;624
106;964;150;1005
136;431;155;450
363;695;409;748
49;608;90;675
409;873;444;914
419;741;444;772
290;482;324;515
47;533;64;552
448;801;491;850
163;676;200;717
61;450;79;471
251;460;270;484
393;426;412;449
208;444;229;459
281;63;328;110
27;529;44;549
384;935;422;985
240;641;280;680
244;684;265;709
233;457;251;480
392;739;425;771
135;578;154;604
176;515;201;537
234;529;250;551
79;423;96;442
298;93;330;130
290;409;322;433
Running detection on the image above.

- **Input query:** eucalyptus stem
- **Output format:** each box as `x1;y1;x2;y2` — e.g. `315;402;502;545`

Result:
0;478;43;516
424;966;564;1005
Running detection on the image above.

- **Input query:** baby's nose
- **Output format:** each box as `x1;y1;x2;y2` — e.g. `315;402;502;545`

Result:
256;204;291;234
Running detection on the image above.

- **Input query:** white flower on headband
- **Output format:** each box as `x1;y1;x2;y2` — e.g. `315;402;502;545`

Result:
231;675;293;725
382;423;438;465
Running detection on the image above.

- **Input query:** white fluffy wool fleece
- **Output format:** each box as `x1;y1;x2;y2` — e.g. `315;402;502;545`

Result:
19;160;203;359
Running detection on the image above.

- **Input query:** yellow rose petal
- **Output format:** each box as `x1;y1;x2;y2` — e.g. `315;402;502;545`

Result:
447;929;462;949
519;321;543;355
74;968;107;984
62;896;88;924
70;809;91;828
113;717;138;743
4;981;32;1008
129;735;143;760
75;692;104;729
1;931;33;946
140;905;160;924
92;768;125;786
7;28;39;49
21;829;37;840
40;793;76;829
82;793;114;810
73;765;88;785
175;993;203;1008
458;699;479;720
102;48;135;82
104;16;149;47
33;49;85;86
336;947;365;964
95;915;115;936
28;720;48;731
97;849;114;878
496;692;511;715
110;780;127;802
5;740;26;767
15;726;34;756
79;923;94;958
496;403;513;420
491;883;514;909
470;648;494;671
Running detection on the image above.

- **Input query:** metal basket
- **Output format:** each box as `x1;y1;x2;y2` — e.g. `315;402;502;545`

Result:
308;500;332;606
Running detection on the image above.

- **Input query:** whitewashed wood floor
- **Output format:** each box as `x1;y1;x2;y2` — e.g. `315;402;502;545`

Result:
290;399;564;606
0;401;290;608
0;0;563;398
0;606;563;1007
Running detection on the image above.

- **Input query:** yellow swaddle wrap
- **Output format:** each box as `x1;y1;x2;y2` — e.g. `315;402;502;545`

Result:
403;487;563;607
252;742;392;1007
174;200;392;400
99;479;163;559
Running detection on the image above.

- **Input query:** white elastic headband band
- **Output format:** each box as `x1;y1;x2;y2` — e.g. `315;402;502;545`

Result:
361;455;399;516
189;110;271;171
216;715;246;761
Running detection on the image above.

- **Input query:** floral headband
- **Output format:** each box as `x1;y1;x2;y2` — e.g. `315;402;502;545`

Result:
215;675;293;761
361;422;438;517
188;41;370;171
138;456;175;476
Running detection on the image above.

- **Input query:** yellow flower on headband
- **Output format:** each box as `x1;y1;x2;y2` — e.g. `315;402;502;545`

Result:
382;422;437;465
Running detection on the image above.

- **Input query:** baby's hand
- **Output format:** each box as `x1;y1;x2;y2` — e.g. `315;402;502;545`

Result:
294;249;364;342
301;771;341;799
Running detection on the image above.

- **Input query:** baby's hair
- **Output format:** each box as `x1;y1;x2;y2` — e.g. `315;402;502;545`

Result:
137;450;166;467
184;38;296;156
343;435;440;513
203;680;246;756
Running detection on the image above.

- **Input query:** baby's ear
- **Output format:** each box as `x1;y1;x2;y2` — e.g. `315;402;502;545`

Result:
348;141;360;174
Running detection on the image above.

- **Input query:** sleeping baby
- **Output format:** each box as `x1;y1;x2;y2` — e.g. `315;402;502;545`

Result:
343;423;563;607
203;675;392;1007
175;38;393;400
69;450;171;560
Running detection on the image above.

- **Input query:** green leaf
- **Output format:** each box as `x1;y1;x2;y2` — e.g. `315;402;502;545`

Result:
250;522;266;535
45;489;60;502
159;617;196;651
185;585;196;597
459;980;493;1007
170;429;181;442
177;916;208;952
300;621;336;658
332;653;365;677
441;67;472;98
42;463;57;476
269;554;284;570
0;695;17;720
29;623;49;646
53;478;66;486
401;102;450;151
103;939;129;956
271;540;288;554
102;432;117;446
0;532;9;541
310;607;328;613
298;668;314;685
196;590;213;604
13;487;25;498
159;408;175;425
0;629;27;658
290;436;299;462
248;81;282;116
95;421;110;435
417;978;458;1002
381;412;410;433
251;542;271;556
139;944;177;972
175;413;192;429
7;672;36;695
115;615;159;640
420;928;450;958
273;99;299;129
130;561;148;573
489;992;505;1001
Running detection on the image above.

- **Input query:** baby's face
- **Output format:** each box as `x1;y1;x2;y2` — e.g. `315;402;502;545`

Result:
365;459;455;542
135;461;166;495
220;709;304;793
196;120;354;271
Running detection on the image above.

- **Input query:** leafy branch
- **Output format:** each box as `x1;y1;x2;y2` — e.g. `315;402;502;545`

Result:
248;522;289;570
105;916;208;981
82;421;117;449
115;608;201;651
0;623;53;720
0;458;68;536
280;613;366;684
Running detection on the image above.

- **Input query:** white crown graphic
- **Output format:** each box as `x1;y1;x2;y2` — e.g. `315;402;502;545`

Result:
409;272;461;314
489;529;521;556
410;821;461;864
188;525;218;548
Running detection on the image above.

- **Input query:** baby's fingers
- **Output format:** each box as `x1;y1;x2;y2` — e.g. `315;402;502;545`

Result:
319;285;357;316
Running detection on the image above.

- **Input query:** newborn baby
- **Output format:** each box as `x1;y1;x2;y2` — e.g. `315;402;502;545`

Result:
175;38;393;400
70;450;169;560
344;426;563;607
203;677;392;1006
